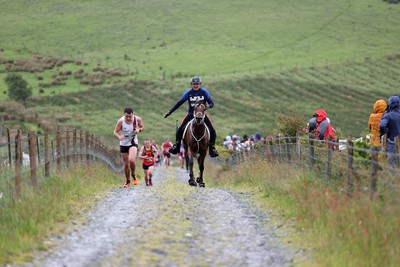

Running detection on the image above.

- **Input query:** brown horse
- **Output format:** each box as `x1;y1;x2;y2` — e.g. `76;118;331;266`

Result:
183;103;209;187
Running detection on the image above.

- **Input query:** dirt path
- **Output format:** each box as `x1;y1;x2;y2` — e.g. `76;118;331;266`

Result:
20;166;302;267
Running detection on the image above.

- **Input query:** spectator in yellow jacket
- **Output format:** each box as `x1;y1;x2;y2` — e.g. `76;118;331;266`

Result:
368;99;387;149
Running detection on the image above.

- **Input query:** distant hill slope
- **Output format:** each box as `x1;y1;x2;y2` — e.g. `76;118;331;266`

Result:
1;55;395;148
0;0;398;145
0;0;399;83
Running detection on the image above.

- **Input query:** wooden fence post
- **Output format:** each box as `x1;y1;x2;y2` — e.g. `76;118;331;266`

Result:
382;134;387;159
91;134;95;161
296;132;301;167
80;130;84;162
285;136;291;163
308;132;315;170
66;130;70;168
44;129;50;177
28;132;37;187
86;131;90;164
326;137;332;181
15;129;22;197
347;137;354;193
261;140;266;158
50;140;53;161
36;135;41;165
7;128;11;166
73;129;78;164
268;139;275;162
370;146;379;197
57;128;61;172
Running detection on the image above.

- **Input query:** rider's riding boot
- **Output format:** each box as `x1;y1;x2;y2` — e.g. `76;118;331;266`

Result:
169;140;181;154
170;125;184;154
209;143;219;158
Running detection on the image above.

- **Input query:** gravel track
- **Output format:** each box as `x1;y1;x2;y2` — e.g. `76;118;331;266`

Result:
18;166;301;267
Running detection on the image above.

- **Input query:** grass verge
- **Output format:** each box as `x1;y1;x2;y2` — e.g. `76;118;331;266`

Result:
206;159;400;267
0;164;120;265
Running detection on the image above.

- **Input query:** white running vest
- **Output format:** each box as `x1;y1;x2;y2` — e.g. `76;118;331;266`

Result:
119;116;138;146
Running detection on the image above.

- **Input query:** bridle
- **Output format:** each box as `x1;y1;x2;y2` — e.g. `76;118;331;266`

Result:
193;104;206;125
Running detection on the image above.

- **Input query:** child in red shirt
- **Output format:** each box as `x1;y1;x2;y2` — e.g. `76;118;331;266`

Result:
138;139;160;186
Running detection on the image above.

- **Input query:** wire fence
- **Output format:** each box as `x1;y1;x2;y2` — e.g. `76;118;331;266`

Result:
213;133;400;197
2;127;399;199
0;128;122;197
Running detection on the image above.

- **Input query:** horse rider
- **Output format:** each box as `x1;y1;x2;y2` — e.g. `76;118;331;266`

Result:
164;76;219;158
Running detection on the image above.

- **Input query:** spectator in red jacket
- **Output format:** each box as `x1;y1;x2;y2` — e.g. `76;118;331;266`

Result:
314;109;337;148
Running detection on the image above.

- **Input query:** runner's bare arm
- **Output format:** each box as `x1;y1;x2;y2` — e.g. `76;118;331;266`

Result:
138;147;145;159
134;116;144;134
113;120;123;140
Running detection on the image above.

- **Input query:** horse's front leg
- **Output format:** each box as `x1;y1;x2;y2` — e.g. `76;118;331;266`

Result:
184;149;189;172
188;154;196;186
196;155;205;187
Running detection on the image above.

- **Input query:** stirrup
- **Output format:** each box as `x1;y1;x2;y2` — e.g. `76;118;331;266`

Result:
209;146;219;158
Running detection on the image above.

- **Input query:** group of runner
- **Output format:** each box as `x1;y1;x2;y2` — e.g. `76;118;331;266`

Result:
113;109;186;188
114;76;217;188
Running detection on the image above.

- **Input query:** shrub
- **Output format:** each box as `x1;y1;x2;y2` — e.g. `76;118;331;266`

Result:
4;73;32;108
275;106;308;137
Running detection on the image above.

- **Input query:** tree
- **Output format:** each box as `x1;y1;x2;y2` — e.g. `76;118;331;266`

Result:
4;73;32;108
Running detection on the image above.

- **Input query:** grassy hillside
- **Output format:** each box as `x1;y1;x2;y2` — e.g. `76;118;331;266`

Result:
1;0;399;84
1;54;396;148
0;0;399;146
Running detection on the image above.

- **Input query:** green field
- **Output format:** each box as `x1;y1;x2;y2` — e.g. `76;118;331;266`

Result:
0;0;399;144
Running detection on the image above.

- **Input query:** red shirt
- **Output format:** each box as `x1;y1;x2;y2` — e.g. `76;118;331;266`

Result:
142;147;156;166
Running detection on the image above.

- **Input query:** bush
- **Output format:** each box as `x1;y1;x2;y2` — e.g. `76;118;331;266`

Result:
275;106;307;137
4;73;32;108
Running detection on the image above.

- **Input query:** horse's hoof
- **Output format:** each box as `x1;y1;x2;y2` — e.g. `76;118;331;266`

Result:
199;183;205;188
188;180;197;187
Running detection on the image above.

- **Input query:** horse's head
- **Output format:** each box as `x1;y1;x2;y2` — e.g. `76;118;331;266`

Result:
193;103;206;125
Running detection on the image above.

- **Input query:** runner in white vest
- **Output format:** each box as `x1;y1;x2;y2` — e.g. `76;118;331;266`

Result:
113;107;144;187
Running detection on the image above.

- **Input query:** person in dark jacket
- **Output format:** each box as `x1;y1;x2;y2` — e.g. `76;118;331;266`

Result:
164;76;218;157
308;117;317;133
379;95;400;167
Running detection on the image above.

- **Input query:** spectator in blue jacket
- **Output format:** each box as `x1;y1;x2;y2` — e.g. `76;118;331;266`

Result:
379;95;400;167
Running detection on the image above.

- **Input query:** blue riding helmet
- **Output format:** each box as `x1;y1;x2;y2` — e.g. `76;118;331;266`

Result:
190;76;201;84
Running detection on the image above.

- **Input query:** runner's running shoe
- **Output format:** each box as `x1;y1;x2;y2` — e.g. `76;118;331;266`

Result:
123;180;131;188
132;179;138;185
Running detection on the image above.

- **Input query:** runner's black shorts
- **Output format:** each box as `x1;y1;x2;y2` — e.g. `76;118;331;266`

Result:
142;163;154;170
120;144;138;153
